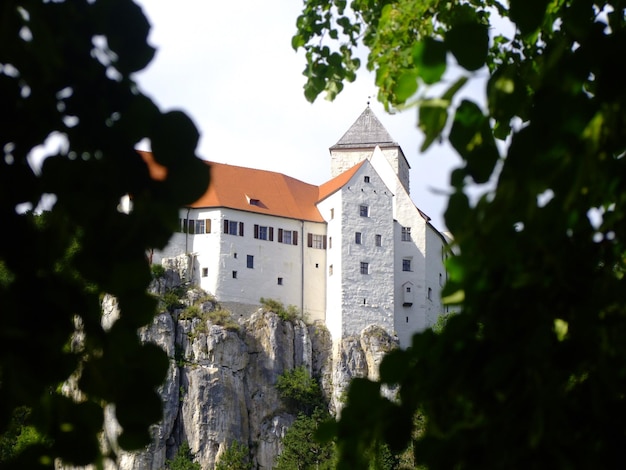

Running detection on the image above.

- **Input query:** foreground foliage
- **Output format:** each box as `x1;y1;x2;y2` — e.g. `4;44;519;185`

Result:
296;0;626;468
0;0;208;466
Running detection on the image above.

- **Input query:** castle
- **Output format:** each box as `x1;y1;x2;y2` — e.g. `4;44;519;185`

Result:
145;107;450;348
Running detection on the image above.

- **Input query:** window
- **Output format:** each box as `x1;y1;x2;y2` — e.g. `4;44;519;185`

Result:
232;271;237;279
277;277;283;285
247;255;254;269
201;267;208;277
406;286;411;293
359;205;369;217
233;253;237;259
179;218;211;234
329;265;333;276
439;273;443;286
364;176;370;183
254;224;274;241
278;229;298;245
355;232;362;244
329;237;332;249
224;219;244;236
249;198;260;206
360;262;369;275
375;234;382;247
402;258;411;272
307;233;327;249
401;226;411;241
195;219;205;234
330;208;334;219
428;287;432;300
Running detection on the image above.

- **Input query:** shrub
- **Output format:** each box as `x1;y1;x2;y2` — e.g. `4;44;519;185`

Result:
163;290;184;312
179;305;202;320
166;442;200;470
151;263;166;279
260;297;300;322
276;366;325;414
215;441;252;470
207;309;239;331
274;409;335;470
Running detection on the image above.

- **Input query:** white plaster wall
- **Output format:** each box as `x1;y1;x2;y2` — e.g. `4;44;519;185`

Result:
370;148;431;347
330;149;371;178
331;147;409;194
424;225;448;326
302;220;327;323
211;209;305;310
317;193;343;341
339;162;395;339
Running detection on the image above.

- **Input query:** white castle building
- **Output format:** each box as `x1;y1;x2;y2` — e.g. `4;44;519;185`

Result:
145;108;450;348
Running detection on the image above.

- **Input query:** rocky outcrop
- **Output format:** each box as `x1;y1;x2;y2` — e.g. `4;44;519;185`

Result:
75;278;398;470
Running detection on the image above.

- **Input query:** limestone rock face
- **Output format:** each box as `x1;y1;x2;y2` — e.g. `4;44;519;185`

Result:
88;284;397;470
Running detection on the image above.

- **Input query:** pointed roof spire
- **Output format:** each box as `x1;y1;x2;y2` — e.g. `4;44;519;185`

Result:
330;107;398;150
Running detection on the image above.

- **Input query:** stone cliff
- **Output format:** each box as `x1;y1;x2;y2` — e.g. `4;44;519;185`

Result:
70;261;398;470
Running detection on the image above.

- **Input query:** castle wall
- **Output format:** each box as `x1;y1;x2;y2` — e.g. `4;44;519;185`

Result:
338;162;395;339
317;192;343;341
330;146;410;194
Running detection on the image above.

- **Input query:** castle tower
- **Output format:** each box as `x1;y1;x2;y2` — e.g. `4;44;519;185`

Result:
330;107;411;194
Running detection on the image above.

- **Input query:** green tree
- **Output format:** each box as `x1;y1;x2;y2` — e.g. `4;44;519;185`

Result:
276;366;325;415
275;409;335;470
0;1;208;467
296;0;626;469
214;440;253;470
165;443;201;470
275;368;335;469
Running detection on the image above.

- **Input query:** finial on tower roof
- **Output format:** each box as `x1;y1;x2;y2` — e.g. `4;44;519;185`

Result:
367;96;371;107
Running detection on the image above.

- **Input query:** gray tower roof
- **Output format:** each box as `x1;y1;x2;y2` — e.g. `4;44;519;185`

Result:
330;106;398;149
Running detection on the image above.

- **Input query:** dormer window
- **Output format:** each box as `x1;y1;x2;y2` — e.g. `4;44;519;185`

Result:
246;195;261;206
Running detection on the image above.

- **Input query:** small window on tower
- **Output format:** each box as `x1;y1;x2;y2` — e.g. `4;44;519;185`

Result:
277;277;283;285
364;176;370;183
232;271;237;279
360;262;369;275
201;268;208;277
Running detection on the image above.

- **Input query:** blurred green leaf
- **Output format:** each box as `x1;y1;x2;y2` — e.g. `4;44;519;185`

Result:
510;0;550;35
413;38;447;84
445;23;489;71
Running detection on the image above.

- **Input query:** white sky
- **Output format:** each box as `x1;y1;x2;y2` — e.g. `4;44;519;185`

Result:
133;0;471;231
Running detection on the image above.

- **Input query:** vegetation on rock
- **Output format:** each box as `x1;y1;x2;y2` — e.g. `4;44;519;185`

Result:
214;440;253;470
275;367;335;469
259;297;302;322
164;442;200;470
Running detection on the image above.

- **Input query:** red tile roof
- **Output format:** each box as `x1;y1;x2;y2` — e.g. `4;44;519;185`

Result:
318;160;365;201
139;151;362;223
